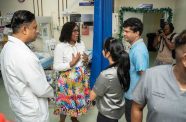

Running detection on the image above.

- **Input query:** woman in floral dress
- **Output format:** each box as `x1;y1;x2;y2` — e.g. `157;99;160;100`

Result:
53;22;91;122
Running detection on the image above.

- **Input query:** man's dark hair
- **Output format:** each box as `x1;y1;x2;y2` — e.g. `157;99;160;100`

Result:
11;10;35;33
59;22;80;43
123;17;143;36
163;22;174;33
175;30;186;49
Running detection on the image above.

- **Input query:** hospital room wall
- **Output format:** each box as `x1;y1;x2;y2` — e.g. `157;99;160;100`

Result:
1;0;186;50
114;0;176;12
0;0;94;51
115;0;186;34
174;0;186;33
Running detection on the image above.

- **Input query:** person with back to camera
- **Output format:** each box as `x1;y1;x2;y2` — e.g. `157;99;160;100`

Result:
0;10;54;122
153;22;177;65
131;29;186;122
53;22;91;122
123;17;149;122
90;37;130;122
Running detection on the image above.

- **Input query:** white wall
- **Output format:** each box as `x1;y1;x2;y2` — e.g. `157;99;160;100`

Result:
114;0;177;27
0;0;33;15
0;0;94;51
0;0;93;25
115;0;176;13
1;0;184;51
114;0;186;38
174;0;186;33
114;0;177;29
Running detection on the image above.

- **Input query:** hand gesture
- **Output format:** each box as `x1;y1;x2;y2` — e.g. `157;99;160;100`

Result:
82;53;89;62
160;32;166;39
70;52;81;67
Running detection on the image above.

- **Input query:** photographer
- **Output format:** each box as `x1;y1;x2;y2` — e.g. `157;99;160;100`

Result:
153;22;177;65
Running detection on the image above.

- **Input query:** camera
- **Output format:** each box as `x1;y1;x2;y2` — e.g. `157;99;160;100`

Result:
158;29;163;34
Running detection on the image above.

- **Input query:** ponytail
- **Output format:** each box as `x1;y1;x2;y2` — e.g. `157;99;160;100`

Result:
103;37;130;92
117;51;130;92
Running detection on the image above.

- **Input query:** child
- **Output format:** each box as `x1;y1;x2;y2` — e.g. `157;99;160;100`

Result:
90;37;130;122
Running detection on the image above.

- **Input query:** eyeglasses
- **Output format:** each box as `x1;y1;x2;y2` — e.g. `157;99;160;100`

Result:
72;29;79;32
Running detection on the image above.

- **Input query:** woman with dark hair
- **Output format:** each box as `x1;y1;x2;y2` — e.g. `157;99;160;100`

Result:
90;37;130;122
53;22;91;122
153;22;177;65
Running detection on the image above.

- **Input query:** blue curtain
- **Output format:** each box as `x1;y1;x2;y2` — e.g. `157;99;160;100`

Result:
90;0;113;89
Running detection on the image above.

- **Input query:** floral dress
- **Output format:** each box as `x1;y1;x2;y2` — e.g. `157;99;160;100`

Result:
53;66;92;117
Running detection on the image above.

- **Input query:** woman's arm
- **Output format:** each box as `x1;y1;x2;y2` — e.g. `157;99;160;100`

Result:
131;101;144;122
90;72;109;101
163;36;175;50
90;90;97;101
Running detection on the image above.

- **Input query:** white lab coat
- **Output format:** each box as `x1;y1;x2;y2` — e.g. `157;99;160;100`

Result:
0;36;54;122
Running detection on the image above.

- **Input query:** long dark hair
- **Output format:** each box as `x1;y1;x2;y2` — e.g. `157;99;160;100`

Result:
103;37;130;92
59;22;80;43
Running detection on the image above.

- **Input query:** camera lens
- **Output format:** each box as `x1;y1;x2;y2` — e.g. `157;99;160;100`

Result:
158;29;163;34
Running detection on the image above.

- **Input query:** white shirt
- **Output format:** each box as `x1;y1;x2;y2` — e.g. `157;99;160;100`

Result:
53;41;85;71
0;36;54;122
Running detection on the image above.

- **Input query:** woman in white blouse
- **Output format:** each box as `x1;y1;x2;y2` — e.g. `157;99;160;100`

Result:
53;22;91;122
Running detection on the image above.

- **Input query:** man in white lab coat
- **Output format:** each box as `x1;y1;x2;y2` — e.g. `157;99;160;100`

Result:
0;10;54;122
